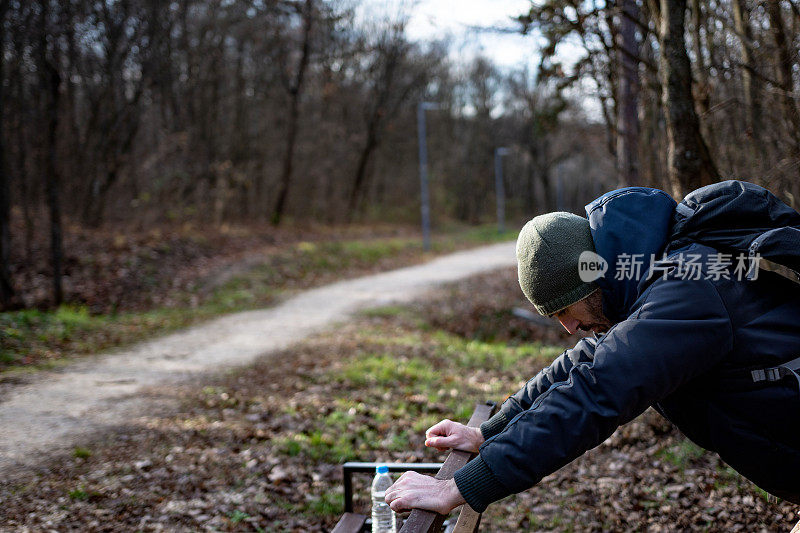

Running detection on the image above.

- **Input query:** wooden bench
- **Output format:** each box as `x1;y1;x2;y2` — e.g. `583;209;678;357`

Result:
332;401;498;533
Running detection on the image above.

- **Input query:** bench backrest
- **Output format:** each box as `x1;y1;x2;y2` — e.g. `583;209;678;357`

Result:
332;401;497;533
398;402;496;533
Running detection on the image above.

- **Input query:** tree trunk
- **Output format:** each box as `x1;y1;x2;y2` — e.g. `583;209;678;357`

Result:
524;156;535;215
40;0;64;306
0;158;13;310
82;95;142;227
732;0;770;176
766;0;800;168
272;0;313;226
527;137;552;212
13;58;33;264
0;0;18;311
733;0;763;140
638;16;664;189
657;0;719;198
347;119;379;218
616;0;641;186
537;163;553;213
689;0;718;156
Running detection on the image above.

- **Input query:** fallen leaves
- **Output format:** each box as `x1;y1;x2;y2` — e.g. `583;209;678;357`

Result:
0;268;797;531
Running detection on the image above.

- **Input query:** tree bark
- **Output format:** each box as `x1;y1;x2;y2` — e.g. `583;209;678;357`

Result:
12;40;33;264
733;0;763;140
766;0;800;167
347;123;379;218
272;0;313;226
689;0;718;156
81;86;144;227
0;0;18;311
616;0;641;186
638;9;664;189
40;0;64;306
657;0;719;198
346;28;423;219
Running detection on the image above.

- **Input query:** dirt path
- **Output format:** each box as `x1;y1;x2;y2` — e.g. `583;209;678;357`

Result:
0;242;515;471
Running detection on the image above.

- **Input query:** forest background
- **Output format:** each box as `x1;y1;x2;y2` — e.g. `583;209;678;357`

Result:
1;0;799;319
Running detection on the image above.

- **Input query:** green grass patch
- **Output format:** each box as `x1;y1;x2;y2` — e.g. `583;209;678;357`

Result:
72;447;92;459
1;229;515;373
656;438;706;469
305;491;343;516
353;327;559;374
276;428;368;463
335;354;437;388
68;488;89;501
431;330;561;372
455;225;519;244
273;316;566;478
272;490;343;519
0;304;205;373
359;305;410;319
227;509;251;523
67;485;101;502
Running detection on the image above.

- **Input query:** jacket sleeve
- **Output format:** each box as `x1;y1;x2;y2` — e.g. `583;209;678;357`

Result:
480;337;598;439
454;277;733;512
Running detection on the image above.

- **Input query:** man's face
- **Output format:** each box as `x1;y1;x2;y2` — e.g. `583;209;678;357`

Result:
552;289;612;335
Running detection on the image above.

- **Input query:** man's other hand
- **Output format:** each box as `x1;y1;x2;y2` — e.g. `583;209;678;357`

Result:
384;472;465;514
425;419;484;453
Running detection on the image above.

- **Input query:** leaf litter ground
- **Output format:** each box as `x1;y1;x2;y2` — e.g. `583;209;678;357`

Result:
0;268;797;532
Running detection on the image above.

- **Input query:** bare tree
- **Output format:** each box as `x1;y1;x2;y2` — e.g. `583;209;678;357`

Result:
38;0;64;306
272;0;314;226
688;0;718;156
78;0;150;226
0;0;17;310
656;0;719;197
732;0;763;140
506;66;570;213
347;22;433;218
617;0;641;185
766;0;800;173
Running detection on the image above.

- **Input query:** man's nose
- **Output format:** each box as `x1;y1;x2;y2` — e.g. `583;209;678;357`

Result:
558;317;579;335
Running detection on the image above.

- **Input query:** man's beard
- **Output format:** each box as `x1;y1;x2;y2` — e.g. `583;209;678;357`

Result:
580;290;613;334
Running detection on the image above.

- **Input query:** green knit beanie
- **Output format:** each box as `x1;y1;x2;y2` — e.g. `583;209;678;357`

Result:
517;212;598;316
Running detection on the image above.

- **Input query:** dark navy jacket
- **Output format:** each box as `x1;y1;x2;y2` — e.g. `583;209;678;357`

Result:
453;185;800;511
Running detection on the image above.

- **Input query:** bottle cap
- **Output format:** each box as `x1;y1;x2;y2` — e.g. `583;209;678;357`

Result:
376;465;389;474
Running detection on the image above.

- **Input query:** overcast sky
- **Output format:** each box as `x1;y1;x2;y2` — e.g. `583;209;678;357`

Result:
357;0;544;70
355;0;597;118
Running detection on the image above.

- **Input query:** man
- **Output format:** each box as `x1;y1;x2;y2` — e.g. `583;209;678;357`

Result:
384;181;800;516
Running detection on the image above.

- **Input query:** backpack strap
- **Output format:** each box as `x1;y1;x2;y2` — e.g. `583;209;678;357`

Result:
750;355;800;393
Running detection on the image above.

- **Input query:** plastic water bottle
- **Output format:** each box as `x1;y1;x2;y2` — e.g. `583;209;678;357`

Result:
371;465;397;533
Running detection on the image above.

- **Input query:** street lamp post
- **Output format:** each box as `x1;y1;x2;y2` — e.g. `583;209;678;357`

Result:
494;147;510;233
417;101;438;251
556;163;564;211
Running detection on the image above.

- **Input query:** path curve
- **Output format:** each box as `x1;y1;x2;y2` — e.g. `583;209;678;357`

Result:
0;242;516;471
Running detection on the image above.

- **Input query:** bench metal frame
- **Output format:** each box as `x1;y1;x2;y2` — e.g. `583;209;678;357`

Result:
343;462;444;514
332;401;498;533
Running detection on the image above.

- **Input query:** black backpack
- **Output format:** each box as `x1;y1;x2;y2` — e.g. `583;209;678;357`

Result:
666;179;800;281
666;180;800;387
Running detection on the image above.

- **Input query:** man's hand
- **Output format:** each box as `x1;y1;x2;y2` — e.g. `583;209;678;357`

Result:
425;419;484;453
384;472;465;514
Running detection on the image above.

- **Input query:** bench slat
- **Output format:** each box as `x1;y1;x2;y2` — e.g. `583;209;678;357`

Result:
398;402;496;533
452;504;482;533
332;512;367;533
